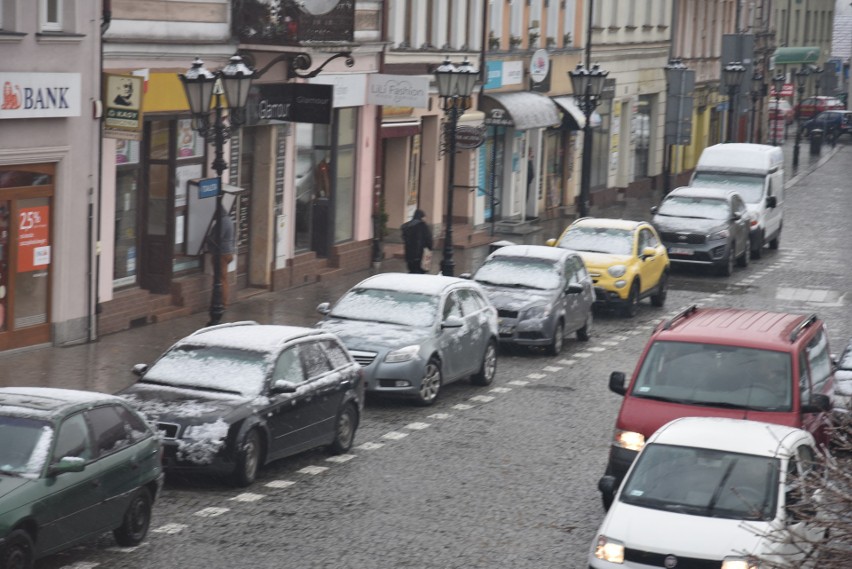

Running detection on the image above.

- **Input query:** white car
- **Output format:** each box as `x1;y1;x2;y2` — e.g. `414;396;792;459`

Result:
590;417;823;568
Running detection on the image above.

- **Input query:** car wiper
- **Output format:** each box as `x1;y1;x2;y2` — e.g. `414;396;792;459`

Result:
0;468;23;477
633;393;693;405
140;379;242;396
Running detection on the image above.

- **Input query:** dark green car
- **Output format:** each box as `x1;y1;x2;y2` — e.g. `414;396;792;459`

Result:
0;387;164;569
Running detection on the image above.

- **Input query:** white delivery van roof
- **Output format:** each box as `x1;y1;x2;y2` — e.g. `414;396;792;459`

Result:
695;143;784;175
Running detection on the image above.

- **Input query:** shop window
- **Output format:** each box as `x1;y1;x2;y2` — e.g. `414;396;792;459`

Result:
633;95;653;179
114;140;141;288
0;201;8;332
14;197;51;329
591;99;612;189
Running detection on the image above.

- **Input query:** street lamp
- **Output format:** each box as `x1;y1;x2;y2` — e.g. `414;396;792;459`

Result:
434;57;477;277
792;66;810;170
722;61;746;143
570;62;609;218
750;72;764;143
811;66;823;98
771;73;785;146
179;56;254;326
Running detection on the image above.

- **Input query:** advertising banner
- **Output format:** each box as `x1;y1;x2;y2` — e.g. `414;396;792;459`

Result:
0;72;81;119
103;74;145;141
17;206;50;273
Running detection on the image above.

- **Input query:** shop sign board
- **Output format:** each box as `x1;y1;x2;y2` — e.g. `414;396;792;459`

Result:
455;125;486;149
246;83;334;125
0;72;81;119
103;74;144;141
367;74;429;108
17;206;50;272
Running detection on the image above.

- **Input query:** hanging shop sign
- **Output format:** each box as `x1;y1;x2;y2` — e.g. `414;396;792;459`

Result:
0;72;81;119
455;125;487;149
103;74;145;141
245;83;334;126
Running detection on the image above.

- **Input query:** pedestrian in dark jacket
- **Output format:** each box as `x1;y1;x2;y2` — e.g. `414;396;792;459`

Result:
401;209;433;274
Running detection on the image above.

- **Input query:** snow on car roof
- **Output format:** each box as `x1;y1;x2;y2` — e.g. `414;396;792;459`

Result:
489;244;573;261
571;217;643;231
0;387;120;417
668;186;739;200
651;417;809;458
354;272;473;296
183;323;324;353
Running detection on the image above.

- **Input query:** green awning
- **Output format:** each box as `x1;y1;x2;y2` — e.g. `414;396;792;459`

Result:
772;46;820;65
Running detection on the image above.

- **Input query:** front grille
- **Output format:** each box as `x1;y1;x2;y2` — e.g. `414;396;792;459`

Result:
660;231;706;245
497;309;519;318
625;548;720;569
518;331;545;340
349;350;378;367
157;422;180;440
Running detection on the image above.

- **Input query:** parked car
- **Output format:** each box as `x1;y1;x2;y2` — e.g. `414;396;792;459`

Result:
468;244;594;354
121;321;364;487
316;273;498;405
651;186;752;276
599;306;835;509
801;109;852;140
794;95;845;120
591;417;823;569
546;218;669;317
0;387;164;569
768;98;794;124
833;338;852;413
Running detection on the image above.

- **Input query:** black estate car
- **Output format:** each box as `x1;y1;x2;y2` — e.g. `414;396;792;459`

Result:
121;322;363;487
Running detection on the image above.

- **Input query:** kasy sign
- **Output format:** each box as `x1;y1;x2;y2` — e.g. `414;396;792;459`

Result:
0;73;81;119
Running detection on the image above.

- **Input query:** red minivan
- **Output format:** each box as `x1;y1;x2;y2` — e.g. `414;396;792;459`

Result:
599;305;834;508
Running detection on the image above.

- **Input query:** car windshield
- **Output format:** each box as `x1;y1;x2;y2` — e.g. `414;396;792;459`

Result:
691;172;765;204
144;345;270;398
657;196;730;220
474;256;561;290
558;226;633;256
631;341;793;411
620;443;779;521
0;416;53;477
330;287;438;327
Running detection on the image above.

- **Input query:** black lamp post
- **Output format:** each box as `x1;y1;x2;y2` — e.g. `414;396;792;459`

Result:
663;58;687;195
771;73;785;146
723;61;746;143
434;57;477;277
811;66;823;98
750;72;763;143
179;56;254;326
792;66;809;170
570;62;608;218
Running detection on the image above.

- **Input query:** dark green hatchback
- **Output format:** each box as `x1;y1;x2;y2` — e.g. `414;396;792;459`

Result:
0;387;164;569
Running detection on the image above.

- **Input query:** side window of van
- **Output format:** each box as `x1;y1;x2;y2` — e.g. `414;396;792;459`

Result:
806;327;832;395
798;351;812;402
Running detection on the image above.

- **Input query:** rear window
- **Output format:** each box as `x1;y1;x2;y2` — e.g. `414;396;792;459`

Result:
631;341;793;411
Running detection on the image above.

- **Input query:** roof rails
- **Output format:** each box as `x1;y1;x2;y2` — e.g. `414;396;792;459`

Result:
789;314;818;343
188;320;260;337
662;304;698;331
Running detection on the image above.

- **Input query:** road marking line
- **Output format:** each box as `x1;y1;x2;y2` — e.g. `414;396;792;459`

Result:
266;480;297;489
152;523;187;534
507;380;529;386
195;507;230;517
404;422;431;430
490;387;512;393
326;454;357;463
298;465;330;475
575;352;592;358
587;347;605;352
557;359;577;365
357;442;385;450
382;431;409;440
543;366;563;372
59;563;100;568
527;373;546;379
428;412;452;419
470;395;495;402
453;403;474;410
601;341;619;346
613;335;629;341
230;493;265;502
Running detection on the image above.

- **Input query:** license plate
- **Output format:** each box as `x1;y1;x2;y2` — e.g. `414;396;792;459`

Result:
669;247;693;255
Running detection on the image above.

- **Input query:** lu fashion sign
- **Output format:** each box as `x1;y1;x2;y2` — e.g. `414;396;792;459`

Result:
0;72;81;119
367;75;429;109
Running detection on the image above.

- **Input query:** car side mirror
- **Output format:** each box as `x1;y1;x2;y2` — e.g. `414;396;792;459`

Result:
598;475;618;501
641;247;656;260
566;283;583;294
650;205;658;215
271;379;298;394
48;456;86;477
732;211;742;221
442;315;464;329
609;371;627;396
132;363;148;377
801;393;831;414
766;195;777;208
545;238;557;247
459;272;472;280
316;302;331;316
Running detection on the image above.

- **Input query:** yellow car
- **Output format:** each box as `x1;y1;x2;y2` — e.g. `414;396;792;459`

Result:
546;218;669;317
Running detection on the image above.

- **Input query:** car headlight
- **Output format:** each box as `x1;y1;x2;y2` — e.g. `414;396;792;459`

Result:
385;345;420;363
608;265;627;278
593;535;625;563
722;557;761;569
523;305;550;319
613;429;645;452
709;229;730;240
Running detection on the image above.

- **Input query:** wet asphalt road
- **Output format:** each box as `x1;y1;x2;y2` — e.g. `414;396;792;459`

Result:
7;140;852;569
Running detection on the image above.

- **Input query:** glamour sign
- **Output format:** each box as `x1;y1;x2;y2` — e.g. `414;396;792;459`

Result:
367;74;429;109
0;72;81;119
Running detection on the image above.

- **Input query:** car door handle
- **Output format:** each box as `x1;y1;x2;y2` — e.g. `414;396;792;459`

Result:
91;478;102;488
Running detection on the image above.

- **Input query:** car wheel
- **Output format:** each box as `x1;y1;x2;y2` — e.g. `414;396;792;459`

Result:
576;312;593;342
471;340;497;386
737;238;750;267
547;319;565;355
113;488;152;547
1;530;34;569
650;272;667;308
717;247;734;276
621;281;639;318
232;429;262;487
416;358;442;406
769;228;781;250
329;403;358;455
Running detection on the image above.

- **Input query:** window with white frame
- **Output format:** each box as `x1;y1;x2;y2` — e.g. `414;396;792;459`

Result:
41;0;62;32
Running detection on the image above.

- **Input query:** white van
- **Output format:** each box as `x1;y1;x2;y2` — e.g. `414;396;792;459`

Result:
690;143;784;258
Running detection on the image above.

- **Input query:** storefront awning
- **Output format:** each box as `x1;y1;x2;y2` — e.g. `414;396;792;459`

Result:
381;120;421;139
551;96;602;130
480;91;561;130
772;46;820;66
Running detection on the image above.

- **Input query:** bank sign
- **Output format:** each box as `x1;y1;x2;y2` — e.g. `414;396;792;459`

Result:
0;72;81;119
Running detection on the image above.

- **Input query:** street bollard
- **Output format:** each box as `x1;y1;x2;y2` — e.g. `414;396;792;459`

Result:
809;129;823;155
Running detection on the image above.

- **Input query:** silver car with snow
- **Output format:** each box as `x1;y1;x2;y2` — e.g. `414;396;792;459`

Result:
316;273;499;406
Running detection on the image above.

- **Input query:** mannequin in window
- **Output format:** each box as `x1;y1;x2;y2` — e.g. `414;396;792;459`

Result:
314;158;330;199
